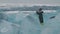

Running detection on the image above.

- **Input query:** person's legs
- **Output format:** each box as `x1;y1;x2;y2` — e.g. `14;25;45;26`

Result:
39;14;43;23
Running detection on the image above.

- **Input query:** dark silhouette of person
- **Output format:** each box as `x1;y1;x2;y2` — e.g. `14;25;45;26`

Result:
36;8;44;23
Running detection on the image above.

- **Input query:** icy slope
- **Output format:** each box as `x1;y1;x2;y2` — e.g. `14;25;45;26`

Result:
0;10;60;34
41;10;60;34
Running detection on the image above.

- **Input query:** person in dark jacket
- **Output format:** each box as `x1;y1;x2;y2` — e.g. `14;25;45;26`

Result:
36;8;44;24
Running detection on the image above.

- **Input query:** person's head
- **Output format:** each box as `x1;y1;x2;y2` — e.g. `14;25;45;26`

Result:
39;8;42;11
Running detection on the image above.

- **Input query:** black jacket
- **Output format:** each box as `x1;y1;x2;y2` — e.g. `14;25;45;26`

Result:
36;11;43;15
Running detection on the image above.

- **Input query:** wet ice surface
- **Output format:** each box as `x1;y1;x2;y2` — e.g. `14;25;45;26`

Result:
0;10;60;34
0;20;20;34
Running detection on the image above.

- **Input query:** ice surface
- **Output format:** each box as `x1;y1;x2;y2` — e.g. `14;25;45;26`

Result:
0;10;60;34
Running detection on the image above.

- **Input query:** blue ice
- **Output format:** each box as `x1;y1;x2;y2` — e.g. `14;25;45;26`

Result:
0;10;60;34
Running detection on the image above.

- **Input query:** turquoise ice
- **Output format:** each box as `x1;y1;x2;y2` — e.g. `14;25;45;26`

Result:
0;10;60;34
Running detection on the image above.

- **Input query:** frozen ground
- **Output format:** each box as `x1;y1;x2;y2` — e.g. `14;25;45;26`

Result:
0;10;60;34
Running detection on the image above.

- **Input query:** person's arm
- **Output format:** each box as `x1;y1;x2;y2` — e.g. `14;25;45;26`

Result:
40;11;43;13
